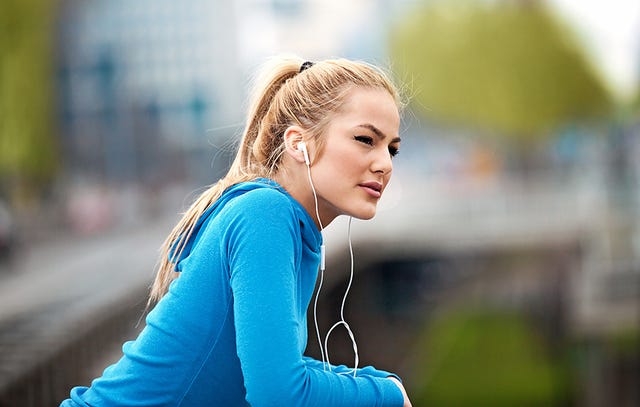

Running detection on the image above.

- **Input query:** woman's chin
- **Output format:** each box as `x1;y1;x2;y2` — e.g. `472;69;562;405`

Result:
349;208;377;220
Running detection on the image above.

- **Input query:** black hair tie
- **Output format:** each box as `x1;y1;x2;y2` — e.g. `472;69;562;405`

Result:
299;61;314;73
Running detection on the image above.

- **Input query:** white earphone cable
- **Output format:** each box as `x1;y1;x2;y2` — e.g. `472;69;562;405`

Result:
323;216;359;377
306;159;328;371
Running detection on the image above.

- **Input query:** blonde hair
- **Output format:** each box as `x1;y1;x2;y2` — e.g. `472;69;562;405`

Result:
149;56;402;303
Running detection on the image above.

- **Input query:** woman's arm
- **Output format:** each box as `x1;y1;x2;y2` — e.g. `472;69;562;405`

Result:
302;357;411;407
226;189;404;407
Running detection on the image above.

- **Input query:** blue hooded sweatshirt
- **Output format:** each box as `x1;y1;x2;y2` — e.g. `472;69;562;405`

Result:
61;179;404;406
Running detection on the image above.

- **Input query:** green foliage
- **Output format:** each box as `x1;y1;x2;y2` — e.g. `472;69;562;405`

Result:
390;0;612;139
607;327;640;356
632;91;640;115
411;308;569;406
0;0;58;194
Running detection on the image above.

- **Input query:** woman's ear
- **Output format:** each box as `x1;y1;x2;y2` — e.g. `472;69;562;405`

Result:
283;125;308;164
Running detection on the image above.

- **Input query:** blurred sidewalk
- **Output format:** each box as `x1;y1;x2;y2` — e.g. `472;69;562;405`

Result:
0;215;175;325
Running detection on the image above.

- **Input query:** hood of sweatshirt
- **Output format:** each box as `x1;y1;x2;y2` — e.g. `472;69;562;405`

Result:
172;178;322;271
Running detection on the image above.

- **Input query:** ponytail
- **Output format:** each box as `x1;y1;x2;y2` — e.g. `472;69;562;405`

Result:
149;58;302;303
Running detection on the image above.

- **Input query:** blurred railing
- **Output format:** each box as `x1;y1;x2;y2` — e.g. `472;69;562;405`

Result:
0;216;171;406
0;289;146;407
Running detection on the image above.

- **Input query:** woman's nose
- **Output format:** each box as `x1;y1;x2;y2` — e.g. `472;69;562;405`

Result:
371;148;393;175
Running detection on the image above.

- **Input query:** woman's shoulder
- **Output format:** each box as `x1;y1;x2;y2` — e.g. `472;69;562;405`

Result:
185;183;298;255
223;181;295;217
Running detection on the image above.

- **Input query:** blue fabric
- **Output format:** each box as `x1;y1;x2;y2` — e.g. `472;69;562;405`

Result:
60;179;404;406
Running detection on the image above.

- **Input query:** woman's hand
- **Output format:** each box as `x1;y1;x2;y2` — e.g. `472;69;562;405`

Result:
388;377;412;407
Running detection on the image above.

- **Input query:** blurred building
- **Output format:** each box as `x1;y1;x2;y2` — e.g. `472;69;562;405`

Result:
52;0;421;192
55;0;243;189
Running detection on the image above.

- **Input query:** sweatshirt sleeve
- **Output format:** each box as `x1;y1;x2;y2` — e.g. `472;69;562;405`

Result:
302;356;402;380
226;190;404;407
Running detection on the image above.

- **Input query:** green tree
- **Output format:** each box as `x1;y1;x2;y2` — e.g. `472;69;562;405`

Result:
389;0;612;143
0;0;58;203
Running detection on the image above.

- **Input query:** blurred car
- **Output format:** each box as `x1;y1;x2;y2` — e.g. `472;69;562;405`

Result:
0;200;16;262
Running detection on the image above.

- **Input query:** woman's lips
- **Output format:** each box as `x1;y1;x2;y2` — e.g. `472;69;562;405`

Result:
359;182;382;198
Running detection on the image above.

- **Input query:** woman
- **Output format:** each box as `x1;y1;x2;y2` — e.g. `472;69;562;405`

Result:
61;56;412;406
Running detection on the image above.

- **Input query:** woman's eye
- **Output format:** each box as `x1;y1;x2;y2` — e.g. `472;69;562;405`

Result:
354;135;374;146
389;146;400;158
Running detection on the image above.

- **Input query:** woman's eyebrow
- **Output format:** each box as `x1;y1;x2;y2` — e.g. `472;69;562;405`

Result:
357;123;401;143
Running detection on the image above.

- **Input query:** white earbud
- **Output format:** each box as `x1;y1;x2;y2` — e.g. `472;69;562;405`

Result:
297;141;310;166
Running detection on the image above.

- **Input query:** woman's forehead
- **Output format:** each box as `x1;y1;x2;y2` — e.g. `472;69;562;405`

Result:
335;88;400;133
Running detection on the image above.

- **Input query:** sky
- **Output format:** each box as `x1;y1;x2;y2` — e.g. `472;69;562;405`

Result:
547;0;640;101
